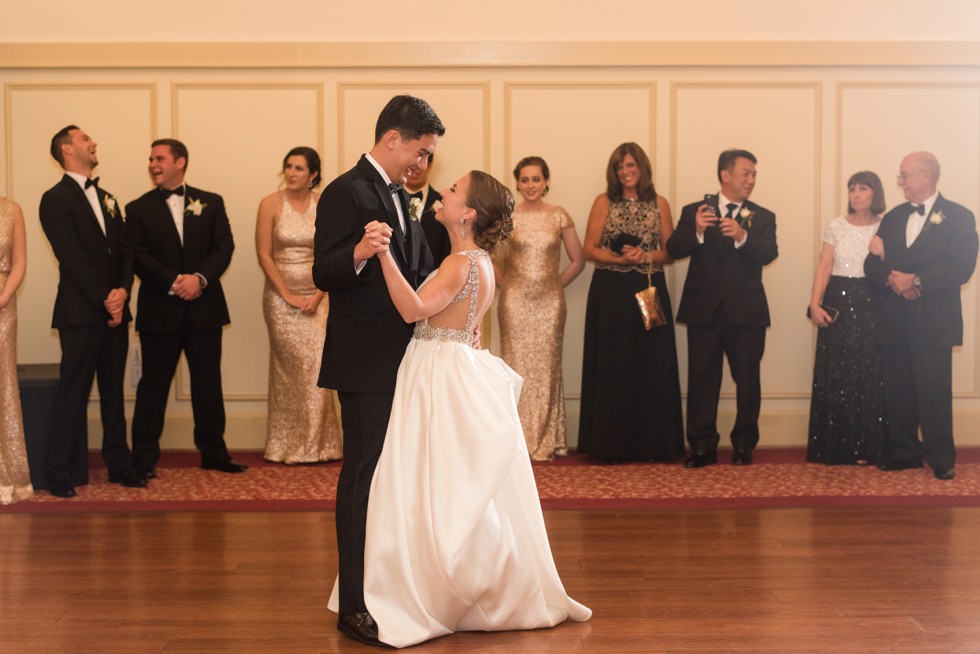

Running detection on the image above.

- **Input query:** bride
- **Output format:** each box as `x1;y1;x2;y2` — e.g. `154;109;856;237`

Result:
329;170;591;648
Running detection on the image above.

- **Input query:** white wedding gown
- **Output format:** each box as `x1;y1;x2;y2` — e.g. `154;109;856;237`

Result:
328;250;591;648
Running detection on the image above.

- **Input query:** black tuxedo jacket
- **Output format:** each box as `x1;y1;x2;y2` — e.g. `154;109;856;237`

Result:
666;198;778;327
865;194;978;348
313;155;434;394
39;174;133;328
125;186;234;334
419;185;450;267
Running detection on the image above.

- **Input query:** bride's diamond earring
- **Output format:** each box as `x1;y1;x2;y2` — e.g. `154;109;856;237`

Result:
460;219;466;239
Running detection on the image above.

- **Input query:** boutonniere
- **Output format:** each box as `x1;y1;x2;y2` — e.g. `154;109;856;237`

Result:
431;200;443;213
185;198;206;217
738;207;755;229
929;209;944;225
408;197;422;222
102;195;117;219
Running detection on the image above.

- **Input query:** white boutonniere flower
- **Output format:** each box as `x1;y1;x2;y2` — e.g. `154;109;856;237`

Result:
929;209;944;225
408;197;422;222
185;198;206;217
103;195;117;219
738;207;755;229
431;200;443;213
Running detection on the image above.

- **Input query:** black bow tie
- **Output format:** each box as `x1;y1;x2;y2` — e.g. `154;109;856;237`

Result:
408;191;424;200
912;204;926;216
85;177;100;189
388;183;402;193
160;186;185;199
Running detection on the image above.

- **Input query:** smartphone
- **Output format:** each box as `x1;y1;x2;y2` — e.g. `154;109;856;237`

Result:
806;304;840;323
703;194;718;218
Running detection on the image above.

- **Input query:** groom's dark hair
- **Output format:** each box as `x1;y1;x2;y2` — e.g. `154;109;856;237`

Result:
374;95;446;143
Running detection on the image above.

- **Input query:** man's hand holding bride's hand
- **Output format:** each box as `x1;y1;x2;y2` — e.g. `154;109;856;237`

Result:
355;221;394;262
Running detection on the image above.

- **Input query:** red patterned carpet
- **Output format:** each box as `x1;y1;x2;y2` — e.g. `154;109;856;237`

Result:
4;448;980;513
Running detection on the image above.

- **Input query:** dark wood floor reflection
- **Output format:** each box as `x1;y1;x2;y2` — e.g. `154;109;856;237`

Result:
2;508;980;653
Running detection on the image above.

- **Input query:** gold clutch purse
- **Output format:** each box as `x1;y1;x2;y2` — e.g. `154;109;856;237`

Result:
635;263;666;330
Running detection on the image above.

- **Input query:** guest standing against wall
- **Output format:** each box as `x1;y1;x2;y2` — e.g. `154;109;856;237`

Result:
496;156;584;460
578;143;684;462
256;146;342;463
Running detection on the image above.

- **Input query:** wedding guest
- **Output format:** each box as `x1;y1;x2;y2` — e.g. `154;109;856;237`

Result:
256;147;342;463
865;151;978;481
578;143;684;462
40;125;144;497
0;192;33;505
807;171;887;465
127;138;246;479
666;148;778;468
404;152;449;267
496;156;584;460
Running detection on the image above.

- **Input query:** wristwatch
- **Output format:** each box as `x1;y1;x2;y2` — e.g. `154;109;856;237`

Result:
913;275;922;288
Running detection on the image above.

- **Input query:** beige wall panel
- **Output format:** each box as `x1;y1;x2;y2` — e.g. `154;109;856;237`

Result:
172;84;322;400
337;85;488;192
6;84;155;394
838;83;980;395
671;84;820;406
503;84;655;432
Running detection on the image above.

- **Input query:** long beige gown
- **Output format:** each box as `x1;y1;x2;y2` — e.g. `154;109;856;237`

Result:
497;207;573;460
262;194;342;463
0;197;33;504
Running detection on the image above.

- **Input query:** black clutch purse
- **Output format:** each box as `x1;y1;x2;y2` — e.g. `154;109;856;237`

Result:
609;233;642;254
806;304;840;323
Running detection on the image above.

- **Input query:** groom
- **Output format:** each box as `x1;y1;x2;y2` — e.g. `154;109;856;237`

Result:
313;95;444;646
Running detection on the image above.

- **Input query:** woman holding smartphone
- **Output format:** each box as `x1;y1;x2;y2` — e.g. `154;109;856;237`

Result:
806;171;887;465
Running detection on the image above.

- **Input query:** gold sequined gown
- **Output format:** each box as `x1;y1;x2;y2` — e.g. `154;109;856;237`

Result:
0;198;33;504
263;194;342;462
498;207;573;460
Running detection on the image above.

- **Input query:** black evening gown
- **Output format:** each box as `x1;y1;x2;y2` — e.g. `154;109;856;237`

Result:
578;268;685;461
806;276;887;465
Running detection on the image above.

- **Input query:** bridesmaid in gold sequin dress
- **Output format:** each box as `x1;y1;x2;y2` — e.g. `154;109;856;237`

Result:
0;195;34;504
495;157;584;460
256;147;342;463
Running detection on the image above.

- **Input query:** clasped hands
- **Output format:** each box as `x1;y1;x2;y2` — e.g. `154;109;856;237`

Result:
695;205;746;242
171;274;203;302
887;271;920;301
103;288;127;327
357;221;395;260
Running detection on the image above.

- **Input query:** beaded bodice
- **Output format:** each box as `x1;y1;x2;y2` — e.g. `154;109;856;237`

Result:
413;250;486;346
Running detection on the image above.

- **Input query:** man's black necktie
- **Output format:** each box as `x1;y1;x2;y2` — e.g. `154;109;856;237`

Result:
160;186;185;199
725;203;738;218
912;204;926;216
85;177;99;189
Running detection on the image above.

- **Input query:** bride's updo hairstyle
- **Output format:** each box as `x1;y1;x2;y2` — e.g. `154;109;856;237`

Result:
465;170;514;254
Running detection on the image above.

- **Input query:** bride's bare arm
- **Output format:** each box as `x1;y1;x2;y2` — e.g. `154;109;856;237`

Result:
378;248;468;323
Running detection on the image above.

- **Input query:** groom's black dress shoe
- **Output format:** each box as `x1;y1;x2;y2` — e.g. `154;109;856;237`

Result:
48;482;76;498
337;612;388;648
933;466;955;481
878;460;923;472
732;448;753;466
108;468;149;488
135;464;157;480
201;460;248;473
684;450;717;469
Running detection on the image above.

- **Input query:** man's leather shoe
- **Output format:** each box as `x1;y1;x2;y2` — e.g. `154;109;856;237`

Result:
201;460;248;473
135;464;157;480
49;482;76;498
732;448;753;466
337;612;386;648
933;466;955;481
684;450;717;469
878;460;923;471
108;468;149;488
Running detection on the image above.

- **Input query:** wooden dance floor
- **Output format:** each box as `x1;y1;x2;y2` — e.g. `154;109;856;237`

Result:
2;507;980;652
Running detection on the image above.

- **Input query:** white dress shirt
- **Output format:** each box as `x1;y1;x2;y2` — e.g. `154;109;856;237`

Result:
66;171;106;235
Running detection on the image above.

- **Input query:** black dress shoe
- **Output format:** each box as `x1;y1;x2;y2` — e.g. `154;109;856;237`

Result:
201;459;248;473
135;464;157;480
337;612;387;648
49;482;77;498
878;460;923;471
108;468;149;488
684;451;717;469
732;448;753;466
933;466;955;481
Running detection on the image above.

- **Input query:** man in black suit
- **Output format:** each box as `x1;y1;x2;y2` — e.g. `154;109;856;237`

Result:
313;95;444;646
865;151;977;481
126;138;245;479
39;125;146;497
404;151;449;266
666;149;778;468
